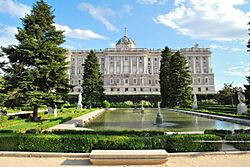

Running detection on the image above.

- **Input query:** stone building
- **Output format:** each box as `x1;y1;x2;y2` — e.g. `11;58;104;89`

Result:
68;33;215;95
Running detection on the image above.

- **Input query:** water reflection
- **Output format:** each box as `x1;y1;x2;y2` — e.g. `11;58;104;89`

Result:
84;109;249;132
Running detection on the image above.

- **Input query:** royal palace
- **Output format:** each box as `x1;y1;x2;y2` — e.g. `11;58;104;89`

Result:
68;32;215;95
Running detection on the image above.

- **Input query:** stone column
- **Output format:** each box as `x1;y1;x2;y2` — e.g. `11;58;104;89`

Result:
114;57;116;74
137;57;139;74
120;56;123;74
193;56;196;74
144;57;147;74
130;56;132;74
150;58;153;74
200;56;203;74
107;56;109;74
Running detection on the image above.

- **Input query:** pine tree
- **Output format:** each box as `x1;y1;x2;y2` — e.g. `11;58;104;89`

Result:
159;47;173;107
169;51;192;107
1;0;70;120
244;21;250;105
82;50;105;108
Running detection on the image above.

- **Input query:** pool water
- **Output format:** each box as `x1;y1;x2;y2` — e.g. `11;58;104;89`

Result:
84;108;249;132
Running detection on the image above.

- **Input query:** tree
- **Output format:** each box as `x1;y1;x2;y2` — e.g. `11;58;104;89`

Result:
82;50;105;108
0;0;70;120
216;83;238;105
244;21;250;105
169;51;192;107
159;47;173;107
160;48;192;107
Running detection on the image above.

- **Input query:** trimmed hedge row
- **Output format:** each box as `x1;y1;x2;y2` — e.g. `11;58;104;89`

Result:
226;134;250;151
46;129;165;137
0;133;222;153
204;129;232;139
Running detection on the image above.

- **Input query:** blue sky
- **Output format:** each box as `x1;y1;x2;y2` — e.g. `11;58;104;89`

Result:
0;0;249;91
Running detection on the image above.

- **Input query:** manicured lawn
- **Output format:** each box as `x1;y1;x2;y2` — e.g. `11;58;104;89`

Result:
0;107;97;132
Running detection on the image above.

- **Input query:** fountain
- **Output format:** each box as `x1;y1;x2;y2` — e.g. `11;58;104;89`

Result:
140;101;145;114
155;102;163;125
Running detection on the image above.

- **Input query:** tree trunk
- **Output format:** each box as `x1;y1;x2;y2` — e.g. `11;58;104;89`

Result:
33;104;39;121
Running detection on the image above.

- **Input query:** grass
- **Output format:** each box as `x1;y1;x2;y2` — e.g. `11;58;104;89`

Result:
0;107;97;132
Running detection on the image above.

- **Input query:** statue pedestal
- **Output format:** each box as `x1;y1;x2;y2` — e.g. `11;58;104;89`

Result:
192;104;198;110
77;103;82;110
237;103;248;114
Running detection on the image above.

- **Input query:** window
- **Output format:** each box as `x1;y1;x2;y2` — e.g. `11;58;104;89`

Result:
134;88;136;91
117;79;120;84
72;58;75;61
125;57;128;60
139;57;142;60
149;80;151;84
77;68;81;74
78;89;81;92
125;79;129;84
206;87;209;91
148;58;150;61
154;58;158;61
133;79;137;84
198;88;201;92
125;88;128;92
117;88;120;92
110;79;113;84
156;88;158;91
78;80;81;85
140;88;143;91
150;88;152;92
198;78;201;84
155;80;158;84
110;57;113;61
71;80;74;85
205;78;208;83
111;88;113;91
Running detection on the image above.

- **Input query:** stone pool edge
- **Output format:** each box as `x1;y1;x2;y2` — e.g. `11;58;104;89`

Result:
169;108;250;126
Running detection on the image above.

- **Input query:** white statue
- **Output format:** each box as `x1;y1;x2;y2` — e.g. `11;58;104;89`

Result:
78;93;82;104
77;93;83;110
192;93;198;109
237;88;245;104
237;88;247;114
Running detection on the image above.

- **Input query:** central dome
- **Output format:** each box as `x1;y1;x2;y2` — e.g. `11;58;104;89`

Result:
116;28;136;49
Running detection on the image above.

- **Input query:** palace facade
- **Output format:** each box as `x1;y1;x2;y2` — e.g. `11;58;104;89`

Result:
68;33;215;95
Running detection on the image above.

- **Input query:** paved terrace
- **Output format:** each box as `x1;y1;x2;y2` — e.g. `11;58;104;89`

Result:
49;109;106;131
1;151;250;167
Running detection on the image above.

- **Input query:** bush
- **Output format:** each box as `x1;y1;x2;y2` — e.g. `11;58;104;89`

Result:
226;134;250;151
103;100;111;108
163;134;222;152
0;133;222;153
204;129;232;139
47;129;164;137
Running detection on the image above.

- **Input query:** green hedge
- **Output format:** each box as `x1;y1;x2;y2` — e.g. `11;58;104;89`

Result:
226;134;250;151
46;129;164;137
105;95;161;103
204;129;232;139
0;133;222;153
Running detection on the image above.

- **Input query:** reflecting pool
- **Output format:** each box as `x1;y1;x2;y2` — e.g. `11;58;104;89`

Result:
84;108;249;131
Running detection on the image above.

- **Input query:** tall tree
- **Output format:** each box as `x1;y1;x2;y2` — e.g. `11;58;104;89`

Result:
169;51;192;107
82;50;105;108
216;83;238;105
244;21;250;104
1;0;70;120
160;47;173;107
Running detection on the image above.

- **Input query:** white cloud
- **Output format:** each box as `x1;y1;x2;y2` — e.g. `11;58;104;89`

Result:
122;4;133;14
0;0;30;18
108;42;116;48
55;24;107;40
154;0;249;41
79;2;118;32
0;24;18;47
209;44;246;52
137;0;167;5
225;62;250;77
